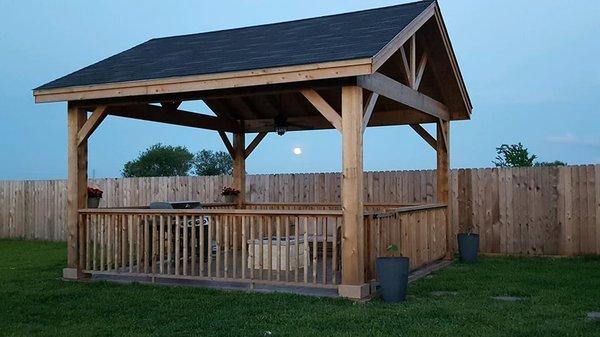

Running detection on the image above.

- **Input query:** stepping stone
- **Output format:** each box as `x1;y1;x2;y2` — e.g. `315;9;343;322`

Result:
431;291;457;297
587;312;600;321
492;296;524;302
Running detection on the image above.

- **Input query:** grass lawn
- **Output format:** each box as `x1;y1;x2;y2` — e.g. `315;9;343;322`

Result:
1;240;599;337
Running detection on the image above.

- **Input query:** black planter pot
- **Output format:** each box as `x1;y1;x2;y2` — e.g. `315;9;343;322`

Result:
376;257;409;303
457;233;479;263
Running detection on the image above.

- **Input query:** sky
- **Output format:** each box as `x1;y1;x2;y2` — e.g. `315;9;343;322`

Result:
0;0;598;180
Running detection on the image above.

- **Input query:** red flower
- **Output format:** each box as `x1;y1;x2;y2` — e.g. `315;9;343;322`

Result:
221;187;240;196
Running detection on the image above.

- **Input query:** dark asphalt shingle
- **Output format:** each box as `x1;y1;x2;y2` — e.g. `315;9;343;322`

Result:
36;1;434;90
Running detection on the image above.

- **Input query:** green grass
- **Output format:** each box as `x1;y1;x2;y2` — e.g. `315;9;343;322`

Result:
1;240;599;337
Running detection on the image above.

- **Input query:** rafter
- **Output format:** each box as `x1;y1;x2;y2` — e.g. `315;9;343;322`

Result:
409;124;436;150
244;132;268;159
357;72;450;121
362;92;379;132
218;131;235;157
77;106;107;146
414;52;428;90
107;104;241;132
299;89;342;132
399;46;412;86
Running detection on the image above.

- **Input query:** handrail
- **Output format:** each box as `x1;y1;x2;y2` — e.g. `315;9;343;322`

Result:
365;203;447;218
79;208;343;217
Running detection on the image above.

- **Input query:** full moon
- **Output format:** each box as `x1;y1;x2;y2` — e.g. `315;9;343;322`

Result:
293;147;302;155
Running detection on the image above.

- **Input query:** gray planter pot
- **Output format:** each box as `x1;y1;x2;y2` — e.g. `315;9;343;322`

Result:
87;197;101;208
376;256;409;303
457;233;479;263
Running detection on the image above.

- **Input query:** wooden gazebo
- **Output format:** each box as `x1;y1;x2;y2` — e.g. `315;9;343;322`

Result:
33;0;471;299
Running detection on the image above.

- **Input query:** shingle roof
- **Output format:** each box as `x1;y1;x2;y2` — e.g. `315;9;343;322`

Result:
36;0;434;91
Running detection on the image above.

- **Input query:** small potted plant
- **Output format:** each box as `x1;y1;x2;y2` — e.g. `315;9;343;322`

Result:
376;244;410;303
87;187;103;208
457;224;479;263
221;187;240;204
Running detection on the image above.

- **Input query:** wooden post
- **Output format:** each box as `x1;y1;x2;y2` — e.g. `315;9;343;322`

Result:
437;120;452;259
64;103;89;280
338;86;369;299
233;133;246;208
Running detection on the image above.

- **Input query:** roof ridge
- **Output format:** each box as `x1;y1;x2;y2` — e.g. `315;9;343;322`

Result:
149;0;435;42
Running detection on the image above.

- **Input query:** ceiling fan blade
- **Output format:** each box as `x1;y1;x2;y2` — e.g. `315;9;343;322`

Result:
286;121;314;130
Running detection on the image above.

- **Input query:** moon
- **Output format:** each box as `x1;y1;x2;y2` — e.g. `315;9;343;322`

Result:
293;147;302;155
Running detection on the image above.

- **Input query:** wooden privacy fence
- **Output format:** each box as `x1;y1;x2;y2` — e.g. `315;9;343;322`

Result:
1;165;599;256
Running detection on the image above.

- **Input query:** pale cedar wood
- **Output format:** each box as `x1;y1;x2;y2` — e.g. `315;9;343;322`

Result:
35;2;477;295
299;89;343;132
244;132;268;159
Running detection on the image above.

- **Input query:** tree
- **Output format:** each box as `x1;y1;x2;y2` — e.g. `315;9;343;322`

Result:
122;143;194;177
534;160;567;167
493;143;537;168
193;150;233;176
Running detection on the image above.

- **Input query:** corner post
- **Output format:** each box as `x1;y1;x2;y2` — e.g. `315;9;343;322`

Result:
437;120;452;259
64;103;88;280
339;86;369;299
233;132;246;208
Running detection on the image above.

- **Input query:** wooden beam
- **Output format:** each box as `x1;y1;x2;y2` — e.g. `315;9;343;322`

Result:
244;132;268;159
65;104;88;279
107;104;241;132
357;72;450;121
414;52;428;90
77;106;107;146
436;120;451;259
34;58;372;103
340;85;365;290
233;133;246;208
218;131;235;157
398;46;412;86
410;35;416;88
299;89;343;132
437;119;448;151
372;1;436;70
362;92;379;132
410;124;437;150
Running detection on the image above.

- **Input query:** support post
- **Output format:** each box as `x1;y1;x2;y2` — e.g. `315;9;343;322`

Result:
338;86;369;299
437;120;452;259
233;133;246;208
64;103;89;280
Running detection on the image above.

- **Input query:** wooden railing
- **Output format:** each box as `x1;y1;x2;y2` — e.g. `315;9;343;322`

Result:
79;208;343;288
364;204;448;281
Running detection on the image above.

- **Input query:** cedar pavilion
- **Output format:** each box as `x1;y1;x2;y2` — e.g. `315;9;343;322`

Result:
33;0;471;299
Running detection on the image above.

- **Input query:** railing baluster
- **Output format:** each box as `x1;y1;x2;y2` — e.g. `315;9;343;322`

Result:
152;215;158;275
175;215;180;276
322;216;327;285
128;214;133;273
183;215;188;276
107;214;112;272
191;215;197;276
258;215;264;280
267;215;272;281
93;214;98;271
249;216;255;280
232;215;237;279
167;215;172;275
216;216;222;278
276;216;281;282
222;215;230;278
85;214;90;270
114;214;119;271
136;215;141;273
295;216;299;283
159;215;164;274
312;217;318;285
285;216;290;282
332;217;338;284
303;217;309;284
241;216;246;280
121;215;127;272
199;214;205;277
207;215;212;277
143;215;149;274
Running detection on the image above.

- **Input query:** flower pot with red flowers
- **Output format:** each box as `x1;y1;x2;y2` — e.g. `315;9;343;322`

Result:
221;187;240;204
87;187;103;208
